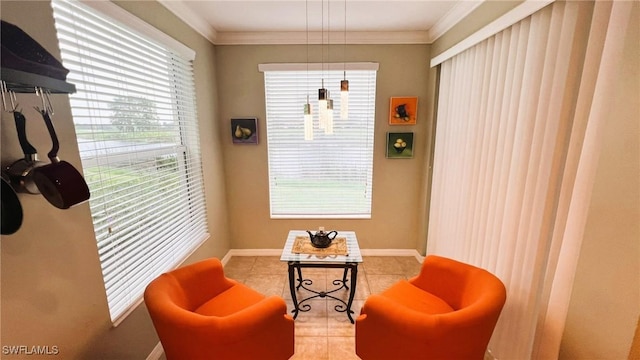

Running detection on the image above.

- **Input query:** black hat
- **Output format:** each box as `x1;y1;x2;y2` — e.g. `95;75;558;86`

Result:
1;20;69;81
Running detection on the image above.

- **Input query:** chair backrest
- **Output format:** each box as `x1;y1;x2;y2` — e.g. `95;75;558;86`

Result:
145;258;235;312
413;255;506;311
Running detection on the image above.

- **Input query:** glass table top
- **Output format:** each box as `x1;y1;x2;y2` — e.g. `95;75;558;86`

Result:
280;230;363;263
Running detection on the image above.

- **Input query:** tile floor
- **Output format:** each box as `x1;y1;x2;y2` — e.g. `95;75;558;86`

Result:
223;256;423;360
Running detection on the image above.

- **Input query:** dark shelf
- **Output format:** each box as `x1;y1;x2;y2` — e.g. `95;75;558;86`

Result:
1;68;76;94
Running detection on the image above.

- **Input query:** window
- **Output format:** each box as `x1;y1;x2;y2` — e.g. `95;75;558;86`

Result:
52;0;208;323
260;63;377;219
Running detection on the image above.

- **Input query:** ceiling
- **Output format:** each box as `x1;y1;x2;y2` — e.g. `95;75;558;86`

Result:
159;0;484;45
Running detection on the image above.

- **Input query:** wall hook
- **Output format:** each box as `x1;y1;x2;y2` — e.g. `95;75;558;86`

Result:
1;81;19;113
35;86;54;115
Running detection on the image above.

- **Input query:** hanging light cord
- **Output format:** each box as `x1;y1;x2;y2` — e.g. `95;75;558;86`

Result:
344;0;347;79
328;0;330;67
321;0;324;79
306;0;309;98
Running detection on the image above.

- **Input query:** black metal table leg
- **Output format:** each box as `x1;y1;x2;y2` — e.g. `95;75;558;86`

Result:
288;262;300;319
287;261;359;323
342;267;350;290
345;264;358;323
295;265;304;290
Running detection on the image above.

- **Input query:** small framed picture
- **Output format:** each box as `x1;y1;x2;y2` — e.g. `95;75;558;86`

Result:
231;118;258;144
386;132;414;159
389;97;418;125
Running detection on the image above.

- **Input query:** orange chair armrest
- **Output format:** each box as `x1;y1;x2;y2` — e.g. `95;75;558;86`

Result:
358;294;442;338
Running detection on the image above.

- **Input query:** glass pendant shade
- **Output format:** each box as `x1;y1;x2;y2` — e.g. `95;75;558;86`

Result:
340;79;349;120
318;87;328;130
326;98;334;134
304;103;313;140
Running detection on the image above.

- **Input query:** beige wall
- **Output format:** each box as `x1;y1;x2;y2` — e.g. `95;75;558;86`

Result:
0;1;229;358
215;44;436;251
559;2;640;358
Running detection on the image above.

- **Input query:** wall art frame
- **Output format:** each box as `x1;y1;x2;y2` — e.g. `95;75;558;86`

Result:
389;96;418;125
231;117;258;144
386;132;414;159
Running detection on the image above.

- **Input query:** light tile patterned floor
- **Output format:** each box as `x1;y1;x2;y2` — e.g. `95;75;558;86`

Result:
224;256;422;360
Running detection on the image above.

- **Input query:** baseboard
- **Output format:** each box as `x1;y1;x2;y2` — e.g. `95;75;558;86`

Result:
146;342;163;360
484;348;497;360
360;248;424;262
223;248;424;264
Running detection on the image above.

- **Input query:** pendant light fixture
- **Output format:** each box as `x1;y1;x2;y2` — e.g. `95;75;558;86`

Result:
323;0;335;134
340;78;349;120
318;0;329;133
304;0;313;140
326;97;334;134
304;0;344;138
340;0;349;120
318;83;328;130
304;99;313;140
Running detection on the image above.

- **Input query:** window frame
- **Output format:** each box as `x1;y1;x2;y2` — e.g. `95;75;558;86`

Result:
260;62;378;219
52;0;208;325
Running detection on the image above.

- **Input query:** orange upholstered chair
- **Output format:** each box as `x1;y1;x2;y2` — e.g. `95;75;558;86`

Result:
356;255;506;360
144;258;294;360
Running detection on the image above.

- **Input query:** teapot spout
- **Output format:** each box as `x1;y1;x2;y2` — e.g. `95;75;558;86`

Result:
306;230;314;238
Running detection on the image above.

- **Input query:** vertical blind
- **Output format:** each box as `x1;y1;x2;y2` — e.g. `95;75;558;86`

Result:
261;65;377;218
426;2;601;358
532;2;635;357
52;0;208;323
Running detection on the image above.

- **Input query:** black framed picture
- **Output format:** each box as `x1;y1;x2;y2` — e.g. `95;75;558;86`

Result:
231;118;258;144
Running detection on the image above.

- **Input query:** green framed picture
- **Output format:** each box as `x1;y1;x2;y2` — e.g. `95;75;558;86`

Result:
386;132;414;159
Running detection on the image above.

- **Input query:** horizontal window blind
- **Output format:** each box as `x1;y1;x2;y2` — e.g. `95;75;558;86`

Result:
52;0;208;323
263;68;377;218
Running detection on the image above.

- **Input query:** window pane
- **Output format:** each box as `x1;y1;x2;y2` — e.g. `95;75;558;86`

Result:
264;69;377;218
52;0;208;323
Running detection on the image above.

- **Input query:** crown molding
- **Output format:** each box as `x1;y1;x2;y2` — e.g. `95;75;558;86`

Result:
159;1;481;46
158;0;218;43
428;1;484;42
215;30;430;45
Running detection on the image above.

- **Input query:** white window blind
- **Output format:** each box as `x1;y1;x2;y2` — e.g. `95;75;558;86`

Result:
261;65;377;218
51;0;208;323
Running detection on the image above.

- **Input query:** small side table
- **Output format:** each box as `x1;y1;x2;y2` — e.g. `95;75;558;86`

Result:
280;230;363;323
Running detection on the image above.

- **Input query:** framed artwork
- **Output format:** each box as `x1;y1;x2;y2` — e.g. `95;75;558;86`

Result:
389;97;418;125
386;132;414;159
231;118;258;144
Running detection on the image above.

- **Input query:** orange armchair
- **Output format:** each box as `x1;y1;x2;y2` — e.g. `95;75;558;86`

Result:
356;255;506;360
144;258;294;360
